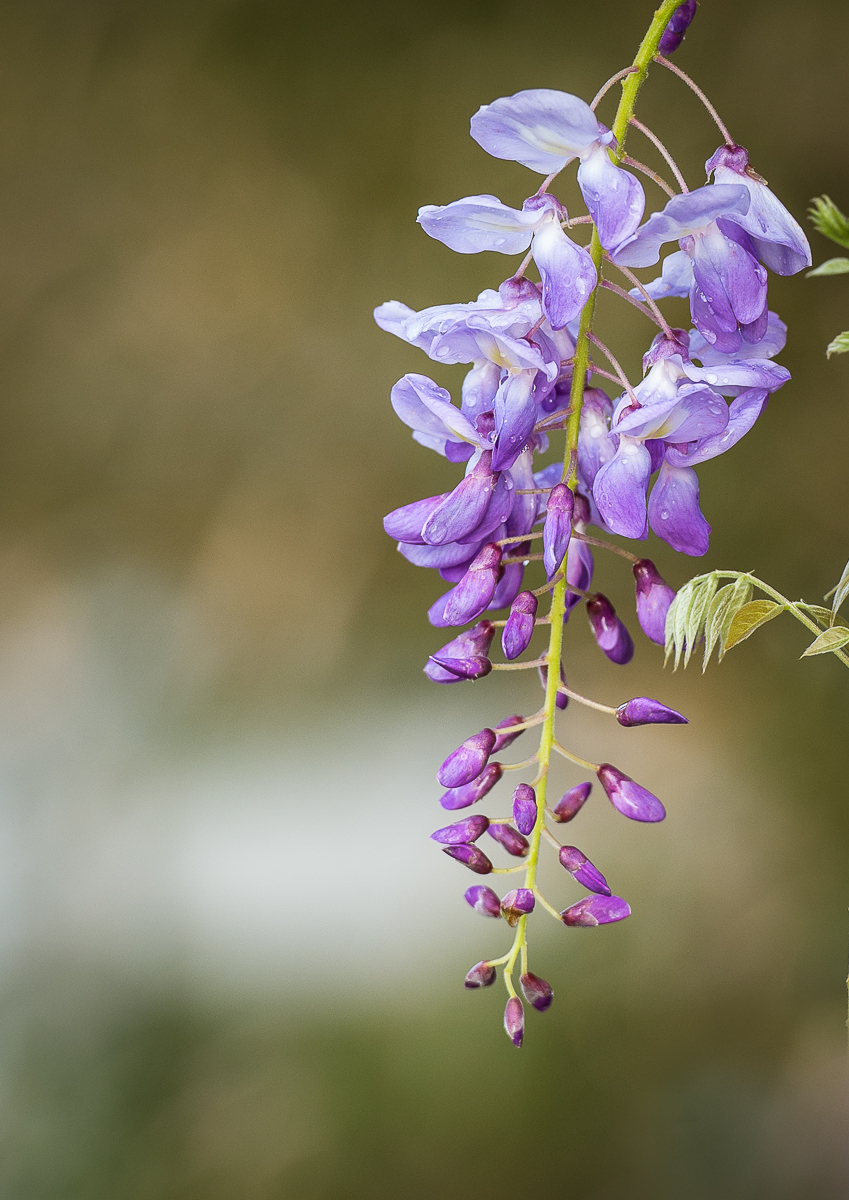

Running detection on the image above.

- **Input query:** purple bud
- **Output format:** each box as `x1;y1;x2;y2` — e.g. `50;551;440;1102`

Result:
543;483;574;580
464;885;502;918
520;972;553;1012
437;728;497;788
658;0;697;56
538;661;569;709
552;782;592;822
442;844;493;874
383;492;450;543
512;783;537;836
633;559;676;646
487;823;530;857
492;715;526;754
464;960;496;988
430;815;489;844
561;895;631;926
502;590;538;660
439;763;503;810
443;543;503;626
586;594;634;665
558;846;612;896
504;996;524;1047
501;887;535;926
499;275;541;305
616;697;688;727
597;763;666;823
427;654;491;681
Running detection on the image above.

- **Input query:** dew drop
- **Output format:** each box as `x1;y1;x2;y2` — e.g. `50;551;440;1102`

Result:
660;510;669;520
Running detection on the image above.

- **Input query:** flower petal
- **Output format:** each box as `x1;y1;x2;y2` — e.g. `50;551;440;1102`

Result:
694;224;767;326
688;311;786;366
470;88;600;174
577;145;645;249
531;220;597;329
647;461;710;555
630;249;694;300
492;371;538;470
390;373;481;445
417;195;539;255
612;185;750;268
592;438;651;539
615;385;729;442
664;387;768;467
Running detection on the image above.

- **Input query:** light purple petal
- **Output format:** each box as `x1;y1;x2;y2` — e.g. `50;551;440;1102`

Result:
665;387;768;467
384;492;450;543
693;224;767;326
614;385;729;442
577;388;615;489
593;438;651;539
456;470;515;544
708;148;811;275
390;373;481;447
630;249;694;300
531;219;597;330
647;461;710;555
682;358;789;395
470;88;600;174
577;145;645;250
400;539;481;570
430;319;546;372
492;371;538;470
422;460;499;546
418;195;539;255
461;360;501;422
612;185;750;268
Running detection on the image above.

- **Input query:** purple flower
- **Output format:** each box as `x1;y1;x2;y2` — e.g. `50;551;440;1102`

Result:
504;996;524;1047
427;653;492;681
440;543;503;626
438;728;497;788
561;895;631;926
658;0;698;55
689;311;786;366
587;594;634;665
442;844;493;874
430;815;490;844
558;845;612;895
512;783;537;835
464;885;502;918
564;533;595;621
469;89;645;250
492;715;527;753
502;590;538;659
633;559;676;645
501;887;535;926
616;697;688;726
465;961;496;988
439;763;503;810
425;620;496;685
552;782;592;822
520;972;553;1012
487;823;530;857
597;763;666;822
543;483;574;579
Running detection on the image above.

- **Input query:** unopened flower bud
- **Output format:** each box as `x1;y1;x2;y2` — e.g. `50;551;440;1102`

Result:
558;846;611;895
443;543;503;625
543;483;574;579
538;661;569;709
439;762;502;810
502;591;538;660
428;654;492;681
501;887;535;926
597;763;666;823
632;559;676;646
492;715;525;753
504;996;524;1047
464;960;496;988
616;697;688;727
552;782;592;822
520;972;553;1012
564;536;594;621
587;594;634;665
442;844;493;874
464;885;502;918
430;815;489;844
658;0;697;56
561;895;631;926
499;275;541;305
487;823;530;857
512;783;537;835
438;728;497;788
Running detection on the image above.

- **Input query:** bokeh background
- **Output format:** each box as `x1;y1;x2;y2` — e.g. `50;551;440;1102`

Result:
0;0;846;1196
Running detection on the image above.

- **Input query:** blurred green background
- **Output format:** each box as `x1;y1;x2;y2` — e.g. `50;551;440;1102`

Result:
0;0;846;1196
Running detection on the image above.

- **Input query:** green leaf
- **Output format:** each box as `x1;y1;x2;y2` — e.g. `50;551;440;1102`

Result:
800;627;849;657
717;576;753;660
826;331;849;358
809;196;849;250
723;600;783;651
794;603;849;630
666;583;691;670
831;558;849;616
684;576;717;667
703;585;737;669
806;257;849;277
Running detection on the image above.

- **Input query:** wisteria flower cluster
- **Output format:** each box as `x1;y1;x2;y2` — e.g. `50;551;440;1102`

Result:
375;0;810;1047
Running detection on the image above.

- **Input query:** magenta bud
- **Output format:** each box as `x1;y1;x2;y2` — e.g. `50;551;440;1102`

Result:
504;996;524;1047
616;697;688;727
587;594;634;665
428;654;492;681
543;483;574;579
597;763;666;823
437;728;497;788
492;715;526;754
552;782;592;822
439;762;503;810
520;972;553;1012
443;543;503;625
501;887;535;926
442;844;493;874
502;590;538;660
633;559;676;646
464;885;502;918
561;895;631;926
430;815;489;844
464;960;496;988
658;0;697;55
558;846;611;896
499;275;542;305
486;823;530;857
424;621;496;684
512;783;537;836
538;661;569;709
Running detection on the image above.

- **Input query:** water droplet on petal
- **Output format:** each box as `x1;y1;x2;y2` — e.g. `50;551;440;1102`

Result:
660;510;669;520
